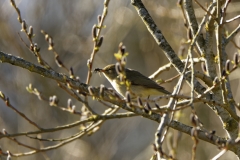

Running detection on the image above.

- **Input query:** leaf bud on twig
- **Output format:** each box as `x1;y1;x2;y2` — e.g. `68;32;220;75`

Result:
119;42;126;55
121;56;127;66
125;91;131;104
145;102;151;111
34;43;40;52
88;86;94;96
225;59;230;73
67;99;72;109
234;52;239;65
99;84;105;97
115;62;122;74
177;0;183;6
201;62;207;73
190;113;198;127
222;69;226;77
48;37;54;50
187;27;192;40
178;45;185;58
70;67;74;77
10;0;16;7
5;97;10;106
137;97;143;108
143;107;149;114
155;103;160;109
92;25;97;39
7;150;11;160
213;77;219;85
55;55;63;67
98;15;102;24
30;44;34;51
120;45;126;55
87;59;91;68
96;36;103;47
49;95;58;106
28;26;33;37
71;105;76;112
21;20;27;31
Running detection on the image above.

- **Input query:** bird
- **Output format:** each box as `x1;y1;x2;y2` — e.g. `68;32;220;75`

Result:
94;64;171;98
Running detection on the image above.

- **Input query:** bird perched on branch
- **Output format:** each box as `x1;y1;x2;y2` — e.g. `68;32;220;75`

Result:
95;64;170;98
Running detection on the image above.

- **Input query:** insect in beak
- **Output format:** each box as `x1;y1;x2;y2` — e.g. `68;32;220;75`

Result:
94;68;104;73
94;68;104;76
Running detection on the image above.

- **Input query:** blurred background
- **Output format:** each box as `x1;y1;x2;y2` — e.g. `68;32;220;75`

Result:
0;0;240;159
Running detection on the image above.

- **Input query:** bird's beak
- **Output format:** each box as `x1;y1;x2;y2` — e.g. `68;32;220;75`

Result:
94;68;104;73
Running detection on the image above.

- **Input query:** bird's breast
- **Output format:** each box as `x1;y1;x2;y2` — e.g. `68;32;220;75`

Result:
110;79;127;97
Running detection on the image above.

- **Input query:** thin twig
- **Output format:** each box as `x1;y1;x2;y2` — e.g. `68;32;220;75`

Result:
0;51;237;152
225;15;240;24
226;24;240;44
194;0;216;20
0;92;42;130
149;57;205;79
2;108;118;157
211;148;227;160
86;0;111;84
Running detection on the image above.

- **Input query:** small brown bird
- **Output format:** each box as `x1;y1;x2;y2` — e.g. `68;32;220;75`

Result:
95;64;170;97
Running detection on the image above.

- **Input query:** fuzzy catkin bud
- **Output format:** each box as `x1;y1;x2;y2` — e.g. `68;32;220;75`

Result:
222;69;226;77
98;15;102;24
145;102;151;111
21;20;27;31
10;0;16;7
92;25;97;39
99;84;105;97
55;55;63;67
71;105;76;112
213;77;219;85
28;26;33;37
177;0;182;6
137;97;143;108
88;86;94;95
125;91;131;103
190;113;198;127
87;59;91;68
121;57;127;66
120;46;126;55
118;42;123;51
178;46;185;58
7;150;11;160
68;99;72;109
143;107;149;114
187;27;192;40
97;36;103;47
34;43;40;52
201;62;207;73
234;52;239;65
225;59;230;73
49;95;58;106
70;67;74;76
45;34;49;41
115;62;122;75
155;103;160;109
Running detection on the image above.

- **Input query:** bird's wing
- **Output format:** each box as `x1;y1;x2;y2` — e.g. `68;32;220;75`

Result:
126;69;170;94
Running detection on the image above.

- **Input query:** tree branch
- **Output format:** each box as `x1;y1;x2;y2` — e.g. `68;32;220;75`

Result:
0;51;232;151
131;0;209;98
